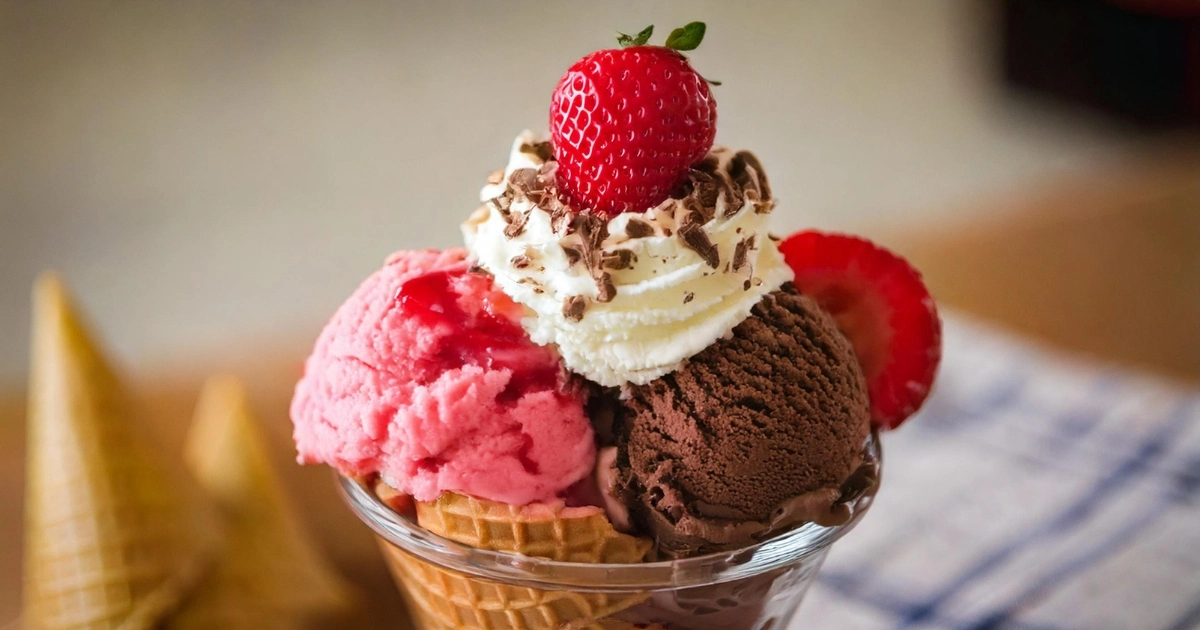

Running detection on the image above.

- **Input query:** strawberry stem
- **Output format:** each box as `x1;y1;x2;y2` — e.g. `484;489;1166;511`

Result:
615;22;708;51
616;25;654;48
665;22;706;51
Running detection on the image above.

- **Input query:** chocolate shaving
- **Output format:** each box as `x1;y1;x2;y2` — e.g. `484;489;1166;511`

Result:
694;154;720;174
506;163;563;213
677;220;720;269
733;151;772;202
550;204;573;235
579;214;609;249
532;164;560;211
600;248;636;270
624;217;654;238
530;191;555;211
692;172;720;211
683;291;695;304
564;213;624;301
486;169;505;185
468;264;488;275
732;234;756;272
596;273;616;303
684;195;715;226
728;154;748;184
562;244;583;266
723;152;772;216
670;177;693;200
571;213;609;271
509;168;538;192
486;195;512;216
722;184;745;218
506;168;546;209
504;209;529;239
562;295;587;322
510;254;532;269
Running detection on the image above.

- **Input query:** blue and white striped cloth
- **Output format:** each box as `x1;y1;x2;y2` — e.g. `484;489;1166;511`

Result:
794;314;1200;630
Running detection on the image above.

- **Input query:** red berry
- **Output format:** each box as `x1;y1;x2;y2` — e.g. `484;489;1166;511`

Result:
778;231;942;430
550;46;716;217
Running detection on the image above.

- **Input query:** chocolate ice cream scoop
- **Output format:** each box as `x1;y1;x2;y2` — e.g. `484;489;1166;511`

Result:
615;283;872;558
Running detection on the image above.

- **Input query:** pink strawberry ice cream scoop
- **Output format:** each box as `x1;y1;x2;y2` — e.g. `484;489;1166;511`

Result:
290;248;596;505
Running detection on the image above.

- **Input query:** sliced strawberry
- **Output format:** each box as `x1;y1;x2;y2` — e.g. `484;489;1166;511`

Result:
778;231;941;430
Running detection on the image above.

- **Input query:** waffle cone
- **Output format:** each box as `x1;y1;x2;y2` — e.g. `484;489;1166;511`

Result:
23;274;217;629
167;376;356;629
377;491;652;630
416;493;651;564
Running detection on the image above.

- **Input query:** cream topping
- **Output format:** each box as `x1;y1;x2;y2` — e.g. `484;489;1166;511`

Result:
463;131;793;387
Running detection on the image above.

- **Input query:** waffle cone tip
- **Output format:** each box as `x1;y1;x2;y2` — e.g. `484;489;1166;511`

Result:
24;273;216;629
172;375;356;627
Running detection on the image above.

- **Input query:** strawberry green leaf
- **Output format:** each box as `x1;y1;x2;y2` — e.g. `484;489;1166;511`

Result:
665;22;706;51
617;25;654;48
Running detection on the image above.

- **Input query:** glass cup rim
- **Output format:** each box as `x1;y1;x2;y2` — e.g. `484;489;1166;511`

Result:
337;431;881;592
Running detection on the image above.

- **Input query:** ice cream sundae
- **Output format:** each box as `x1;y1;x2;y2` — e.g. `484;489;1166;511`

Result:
292;22;941;629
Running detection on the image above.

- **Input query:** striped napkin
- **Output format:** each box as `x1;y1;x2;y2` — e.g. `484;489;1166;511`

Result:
794;314;1200;630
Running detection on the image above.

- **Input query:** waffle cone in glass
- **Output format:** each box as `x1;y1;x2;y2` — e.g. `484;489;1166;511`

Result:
341;432;880;630
377;492;653;629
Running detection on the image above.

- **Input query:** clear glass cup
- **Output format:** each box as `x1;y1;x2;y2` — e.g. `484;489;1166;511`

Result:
337;432;881;630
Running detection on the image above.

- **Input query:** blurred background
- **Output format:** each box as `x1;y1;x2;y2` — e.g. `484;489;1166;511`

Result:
3;0;1198;384
2;0;1198;627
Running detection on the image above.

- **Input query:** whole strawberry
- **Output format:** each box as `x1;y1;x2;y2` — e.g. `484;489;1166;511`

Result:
550;23;717;217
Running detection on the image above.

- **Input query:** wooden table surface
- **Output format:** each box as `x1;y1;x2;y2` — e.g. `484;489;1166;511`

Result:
1;152;1197;626
895;148;1200;387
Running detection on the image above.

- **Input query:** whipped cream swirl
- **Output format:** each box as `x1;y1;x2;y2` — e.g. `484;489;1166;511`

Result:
463;132;793;387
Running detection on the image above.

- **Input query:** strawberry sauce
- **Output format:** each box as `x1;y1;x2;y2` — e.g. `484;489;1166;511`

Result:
396;269;560;400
